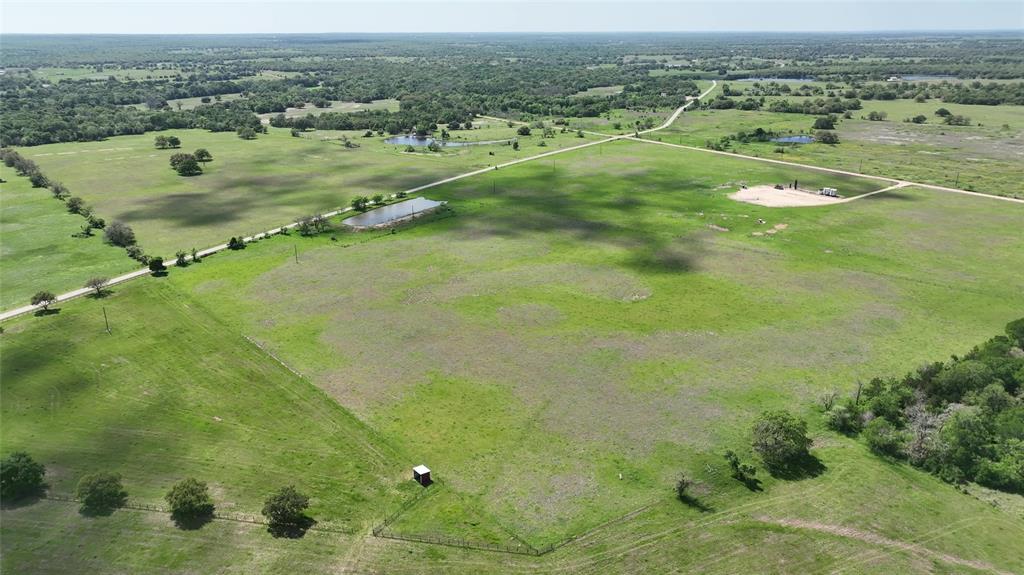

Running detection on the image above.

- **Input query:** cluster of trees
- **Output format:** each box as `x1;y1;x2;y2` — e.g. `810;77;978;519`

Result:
1;452;313;536
823;319;1024;493
704;127;782;150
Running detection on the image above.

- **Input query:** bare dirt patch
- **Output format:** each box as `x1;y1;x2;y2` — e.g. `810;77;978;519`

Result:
729;185;843;208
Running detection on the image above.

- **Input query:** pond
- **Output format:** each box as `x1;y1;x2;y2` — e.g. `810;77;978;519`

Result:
771;135;815;144
343;197;445;228
736;77;816;82
900;75;958;82
384;135;510;148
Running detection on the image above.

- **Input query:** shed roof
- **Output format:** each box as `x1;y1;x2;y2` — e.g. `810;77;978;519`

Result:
413;465;430;475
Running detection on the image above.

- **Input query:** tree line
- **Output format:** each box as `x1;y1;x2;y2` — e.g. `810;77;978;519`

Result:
822;319;1024;493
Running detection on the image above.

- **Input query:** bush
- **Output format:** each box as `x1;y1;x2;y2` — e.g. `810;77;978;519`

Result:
126;245;146;261
66;196;86;214
104;221;136;247
751;410;813;471
262;486;311;537
516;125;531;136
863;418;905;457
175;250;188;267
812;116;835;130
1;452;46;502
148;257;166;273
816;131;840;144
351;196;370;211
76;472;127;514
227;237;246;250
825;401;862;435
165;477;214;524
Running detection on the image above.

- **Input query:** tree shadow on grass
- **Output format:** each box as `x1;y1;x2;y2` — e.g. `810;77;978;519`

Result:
267;515;316;539
678;494;714;513
33;308;60;317
171;510;215;531
765;453;827;481
78;497;127;518
0;487;47;510
736;475;763;492
84;290;111;300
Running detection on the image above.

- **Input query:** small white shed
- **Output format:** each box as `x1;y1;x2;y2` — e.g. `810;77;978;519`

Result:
413;465;432;486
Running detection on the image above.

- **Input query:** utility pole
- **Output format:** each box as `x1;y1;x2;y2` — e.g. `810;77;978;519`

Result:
954;171;960;188
294;245;299;264
102;307;111;334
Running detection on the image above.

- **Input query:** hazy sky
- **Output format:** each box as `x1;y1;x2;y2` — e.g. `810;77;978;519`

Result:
2;0;1022;34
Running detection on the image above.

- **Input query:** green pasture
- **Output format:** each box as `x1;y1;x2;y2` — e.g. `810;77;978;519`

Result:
657;100;1024;197
2;137;1023;573
0;174;136;309
20;124;598;256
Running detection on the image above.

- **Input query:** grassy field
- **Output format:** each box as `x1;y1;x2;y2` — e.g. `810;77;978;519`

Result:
656;99;1024;197
19;122;599;256
0;174;136;309
3;139;1023;573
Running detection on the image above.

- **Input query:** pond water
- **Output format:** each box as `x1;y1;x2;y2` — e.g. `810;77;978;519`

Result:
900;75;958;82
736;77;816;82
771;135;815;144
343;197;444;228
384;135;509;148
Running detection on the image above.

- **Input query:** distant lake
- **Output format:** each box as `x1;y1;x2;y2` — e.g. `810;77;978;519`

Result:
771;135;814;144
385;135;510;147
737;77;816;82
900;75;958;81
343;197;444;228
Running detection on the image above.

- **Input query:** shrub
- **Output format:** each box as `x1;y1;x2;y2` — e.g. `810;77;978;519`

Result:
812;116;835;130
104;221;136;247
66;196;86;214
751;410;812;471
816;131;840;144
165;477;214;522
863;418;905;457
825;401;863;435
148;257;166;273
126;245;146;261
516;125;531;136
227;237;245;250
175;250;188;267
76;472;127;514
1;452;46;502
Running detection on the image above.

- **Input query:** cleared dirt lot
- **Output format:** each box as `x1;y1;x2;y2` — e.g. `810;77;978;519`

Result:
728;185;843;207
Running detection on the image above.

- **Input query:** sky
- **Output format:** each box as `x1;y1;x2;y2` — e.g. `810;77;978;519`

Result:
1;0;1022;34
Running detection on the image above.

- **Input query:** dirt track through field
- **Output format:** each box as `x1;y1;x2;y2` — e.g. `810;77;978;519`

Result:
757;517;1016;575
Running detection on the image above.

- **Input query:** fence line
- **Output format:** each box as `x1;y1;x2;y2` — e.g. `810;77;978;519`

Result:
41;493;352;534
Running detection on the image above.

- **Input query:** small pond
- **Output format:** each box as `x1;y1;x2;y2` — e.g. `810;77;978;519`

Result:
900;75;959;81
343;197;445;228
771;135;815;144
736;77;816;82
385;135;510;148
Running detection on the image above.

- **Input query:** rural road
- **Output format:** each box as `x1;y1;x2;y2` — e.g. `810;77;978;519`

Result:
3;78;1021;321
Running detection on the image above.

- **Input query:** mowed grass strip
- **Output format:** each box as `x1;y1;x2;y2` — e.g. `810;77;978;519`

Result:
0;175;136;309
